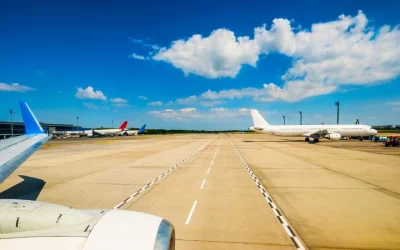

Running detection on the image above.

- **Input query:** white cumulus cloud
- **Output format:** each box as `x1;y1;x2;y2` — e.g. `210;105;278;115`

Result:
149;107;251;121
138;96;148;100
174;87;265;106
148;101;163;106
153;29;259;78
210;107;228;112
180;107;196;113
131;53;146;60
110;97;128;107
153;11;400;102
0;83;34;92
75;86;107;100
148;109;197;121
130;37;160;50
83;103;99;109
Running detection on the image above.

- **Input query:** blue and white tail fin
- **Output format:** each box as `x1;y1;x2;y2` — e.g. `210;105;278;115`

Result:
138;124;146;134
250;110;270;128
0;102;50;183
19;101;45;135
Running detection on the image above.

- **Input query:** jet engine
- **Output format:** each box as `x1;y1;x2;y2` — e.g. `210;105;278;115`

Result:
324;133;341;140
0;200;175;250
248;126;263;131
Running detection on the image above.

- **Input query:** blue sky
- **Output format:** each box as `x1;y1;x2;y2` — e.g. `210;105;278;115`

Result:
1;0;399;130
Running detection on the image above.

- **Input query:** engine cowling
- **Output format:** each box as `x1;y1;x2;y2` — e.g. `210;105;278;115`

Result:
0;200;175;250
325;133;341;140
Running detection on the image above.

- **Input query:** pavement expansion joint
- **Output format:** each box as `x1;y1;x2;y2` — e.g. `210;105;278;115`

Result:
113;136;219;209
176;238;295;247
229;138;307;250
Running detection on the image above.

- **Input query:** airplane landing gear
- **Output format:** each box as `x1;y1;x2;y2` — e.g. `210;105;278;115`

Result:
305;137;310;142
359;137;363;141
313;138;319;142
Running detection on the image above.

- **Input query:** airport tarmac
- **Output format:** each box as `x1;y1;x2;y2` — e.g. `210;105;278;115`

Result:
1;134;399;249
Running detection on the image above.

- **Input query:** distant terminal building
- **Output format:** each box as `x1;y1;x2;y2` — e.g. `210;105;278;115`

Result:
372;125;400;130
0;121;81;139
372;125;393;130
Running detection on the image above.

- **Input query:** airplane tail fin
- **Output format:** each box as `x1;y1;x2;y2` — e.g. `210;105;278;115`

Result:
19;101;45;135
119;121;128;130
138;124;146;134
250;110;270;128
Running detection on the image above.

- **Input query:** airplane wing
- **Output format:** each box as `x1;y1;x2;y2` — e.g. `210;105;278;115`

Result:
0;102;51;183
302;129;328;138
93;130;106;135
0;103;176;250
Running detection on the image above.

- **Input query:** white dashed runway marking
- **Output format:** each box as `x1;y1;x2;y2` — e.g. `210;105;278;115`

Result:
113;137;217;209
185;200;198;225
200;179;206;189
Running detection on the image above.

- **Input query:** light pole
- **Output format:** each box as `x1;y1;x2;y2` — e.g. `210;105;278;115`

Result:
335;101;340;125
299;111;302;125
283;115;286;125
76;116;79;132
10;109;13;137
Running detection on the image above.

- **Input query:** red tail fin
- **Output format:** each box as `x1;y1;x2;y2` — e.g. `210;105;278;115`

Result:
119;121;128;130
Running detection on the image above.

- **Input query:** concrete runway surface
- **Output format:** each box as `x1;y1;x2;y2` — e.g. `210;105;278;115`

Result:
1;134;399;249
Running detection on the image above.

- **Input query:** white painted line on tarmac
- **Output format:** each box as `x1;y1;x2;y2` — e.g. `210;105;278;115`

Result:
185;200;198;224
200;179;206;189
113;136;218;209
229;138;306;250
211;159;214;165
207;167;211;174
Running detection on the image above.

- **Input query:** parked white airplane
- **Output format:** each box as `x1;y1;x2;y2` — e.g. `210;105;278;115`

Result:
0;102;174;250
249;110;377;142
86;121;128;137
118;124;146;136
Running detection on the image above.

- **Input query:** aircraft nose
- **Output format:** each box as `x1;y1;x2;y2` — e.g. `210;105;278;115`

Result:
372;129;378;134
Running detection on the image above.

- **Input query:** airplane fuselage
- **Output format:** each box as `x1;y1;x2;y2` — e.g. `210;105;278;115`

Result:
119;130;138;136
85;129;123;136
249;124;377;137
94;128;123;135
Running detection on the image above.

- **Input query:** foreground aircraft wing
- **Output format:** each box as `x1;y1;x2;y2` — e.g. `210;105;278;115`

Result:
0;103;175;249
0;102;50;183
0;200;174;250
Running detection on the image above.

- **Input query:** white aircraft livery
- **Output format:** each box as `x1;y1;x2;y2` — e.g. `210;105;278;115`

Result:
249;110;377;142
0;102;175;250
119;124;146;136
86;121;128;137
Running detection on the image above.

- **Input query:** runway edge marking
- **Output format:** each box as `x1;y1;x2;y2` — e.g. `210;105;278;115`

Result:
229;138;307;250
113;136;218;209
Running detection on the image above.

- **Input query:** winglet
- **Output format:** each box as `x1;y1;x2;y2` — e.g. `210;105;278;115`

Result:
19;101;45;135
119;121;128;130
138;124;146;134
